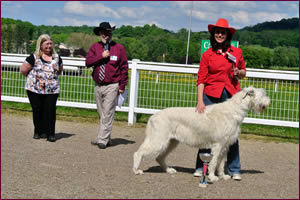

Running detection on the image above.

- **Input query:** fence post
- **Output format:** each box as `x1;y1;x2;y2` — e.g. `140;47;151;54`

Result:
128;59;139;125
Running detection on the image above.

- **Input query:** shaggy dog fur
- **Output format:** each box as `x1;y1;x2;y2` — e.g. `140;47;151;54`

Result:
133;87;270;182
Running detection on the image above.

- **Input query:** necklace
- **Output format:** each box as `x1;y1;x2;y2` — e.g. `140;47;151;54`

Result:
218;49;225;56
42;54;52;62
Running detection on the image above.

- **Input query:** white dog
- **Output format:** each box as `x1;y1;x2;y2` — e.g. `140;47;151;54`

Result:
133;87;270;182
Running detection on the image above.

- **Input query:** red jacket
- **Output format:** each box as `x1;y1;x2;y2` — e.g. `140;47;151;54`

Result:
86;41;128;90
197;46;246;98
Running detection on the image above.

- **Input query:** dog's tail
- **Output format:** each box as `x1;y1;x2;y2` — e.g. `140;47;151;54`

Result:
145;115;154;136
146;121;151;135
138;116;154;148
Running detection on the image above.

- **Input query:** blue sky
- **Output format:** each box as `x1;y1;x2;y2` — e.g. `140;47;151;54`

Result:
1;1;299;32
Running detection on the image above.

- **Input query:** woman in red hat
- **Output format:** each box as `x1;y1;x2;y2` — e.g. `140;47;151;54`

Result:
194;18;246;180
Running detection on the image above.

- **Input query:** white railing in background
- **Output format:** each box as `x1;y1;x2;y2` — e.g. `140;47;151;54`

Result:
1;53;299;128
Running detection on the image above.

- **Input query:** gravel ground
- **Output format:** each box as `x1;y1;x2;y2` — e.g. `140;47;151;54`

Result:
1;112;299;199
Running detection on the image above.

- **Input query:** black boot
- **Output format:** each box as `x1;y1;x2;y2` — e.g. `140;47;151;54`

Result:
33;133;40;139
47;135;56;142
40;133;48;139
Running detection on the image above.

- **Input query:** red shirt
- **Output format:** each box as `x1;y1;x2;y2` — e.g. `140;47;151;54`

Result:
197;46;246;98
86;41;128;90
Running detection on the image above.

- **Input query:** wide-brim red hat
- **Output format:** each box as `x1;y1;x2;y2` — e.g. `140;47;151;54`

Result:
208;18;236;35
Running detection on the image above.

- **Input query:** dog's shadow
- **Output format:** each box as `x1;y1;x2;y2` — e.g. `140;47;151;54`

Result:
144;166;264;175
144;166;194;174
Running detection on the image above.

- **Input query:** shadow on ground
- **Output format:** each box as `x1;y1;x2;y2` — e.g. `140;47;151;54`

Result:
55;132;75;140
110;138;135;147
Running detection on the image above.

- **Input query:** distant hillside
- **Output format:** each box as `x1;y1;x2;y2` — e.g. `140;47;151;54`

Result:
1;17;298;67
234;18;299;48
241;17;299;32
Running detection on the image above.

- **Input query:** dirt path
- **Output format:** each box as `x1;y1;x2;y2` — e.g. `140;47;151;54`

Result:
1;112;299;199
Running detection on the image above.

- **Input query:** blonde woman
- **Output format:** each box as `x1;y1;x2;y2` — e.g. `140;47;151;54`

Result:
20;34;63;142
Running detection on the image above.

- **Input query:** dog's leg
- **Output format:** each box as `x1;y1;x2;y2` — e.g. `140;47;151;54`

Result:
133;150;145;175
133;121;154;175
217;150;231;180
133;131;171;175
133;138;160;175
156;139;179;174
207;144;222;182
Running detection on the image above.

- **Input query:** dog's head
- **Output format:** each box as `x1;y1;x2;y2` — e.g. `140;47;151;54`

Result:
242;87;270;113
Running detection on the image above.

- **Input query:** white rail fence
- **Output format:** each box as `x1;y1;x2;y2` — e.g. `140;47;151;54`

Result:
1;53;299;128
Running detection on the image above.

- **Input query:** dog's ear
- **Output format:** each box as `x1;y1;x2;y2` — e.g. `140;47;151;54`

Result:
246;89;255;97
243;87;255;99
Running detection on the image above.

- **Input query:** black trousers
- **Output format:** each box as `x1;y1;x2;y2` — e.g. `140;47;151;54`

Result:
27;90;59;137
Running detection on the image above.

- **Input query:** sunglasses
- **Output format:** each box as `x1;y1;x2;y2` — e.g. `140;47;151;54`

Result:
215;30;227;35
100;31;112;36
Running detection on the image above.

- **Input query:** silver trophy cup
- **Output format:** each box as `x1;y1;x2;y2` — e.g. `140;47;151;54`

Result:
199;153;213;188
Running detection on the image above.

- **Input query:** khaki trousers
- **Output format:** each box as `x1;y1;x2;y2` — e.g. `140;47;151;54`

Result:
94;83;119;145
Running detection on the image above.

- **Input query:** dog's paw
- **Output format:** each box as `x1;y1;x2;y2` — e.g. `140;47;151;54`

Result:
219;174;231;180
133;168;144;175
208;175;219;183
166;167;177;174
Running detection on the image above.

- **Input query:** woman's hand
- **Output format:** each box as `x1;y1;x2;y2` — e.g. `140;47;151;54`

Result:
195;101;206;113
233;67;246;79
233;67;239;76
58;65;63;75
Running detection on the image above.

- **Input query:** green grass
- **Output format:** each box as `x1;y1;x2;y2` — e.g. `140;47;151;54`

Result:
2;70;299;120
1;101;299;143
1;68;299;143
241;124;299;143
135;71;299;121
268;66;299;71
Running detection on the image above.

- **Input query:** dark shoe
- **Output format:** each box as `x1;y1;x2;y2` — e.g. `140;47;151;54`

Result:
40;133;47;139
91;141;107;149
47;136;56;142
91;141;99;146
98;143;106;149
33;133;40;139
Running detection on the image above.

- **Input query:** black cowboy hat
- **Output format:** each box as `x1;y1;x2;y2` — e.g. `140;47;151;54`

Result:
93;22;116;36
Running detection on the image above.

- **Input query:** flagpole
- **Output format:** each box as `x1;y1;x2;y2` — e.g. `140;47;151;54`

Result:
186;1;193;64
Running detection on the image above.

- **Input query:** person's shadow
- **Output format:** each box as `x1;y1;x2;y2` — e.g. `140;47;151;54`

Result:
240;169;264;174
55;132;75;141
54;134;135;146
109;138;135;147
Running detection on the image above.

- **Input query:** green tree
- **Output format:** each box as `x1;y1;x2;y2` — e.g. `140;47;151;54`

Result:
116;25;134;38
286;47;299;68
116;37;136;60
5;24;15;53
51;34;69;46
129;39;149;61
273;47;289;67
240;45;273;68
1;17;298;68
166;39;185;63
176;28;189;41
66;33;98;53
